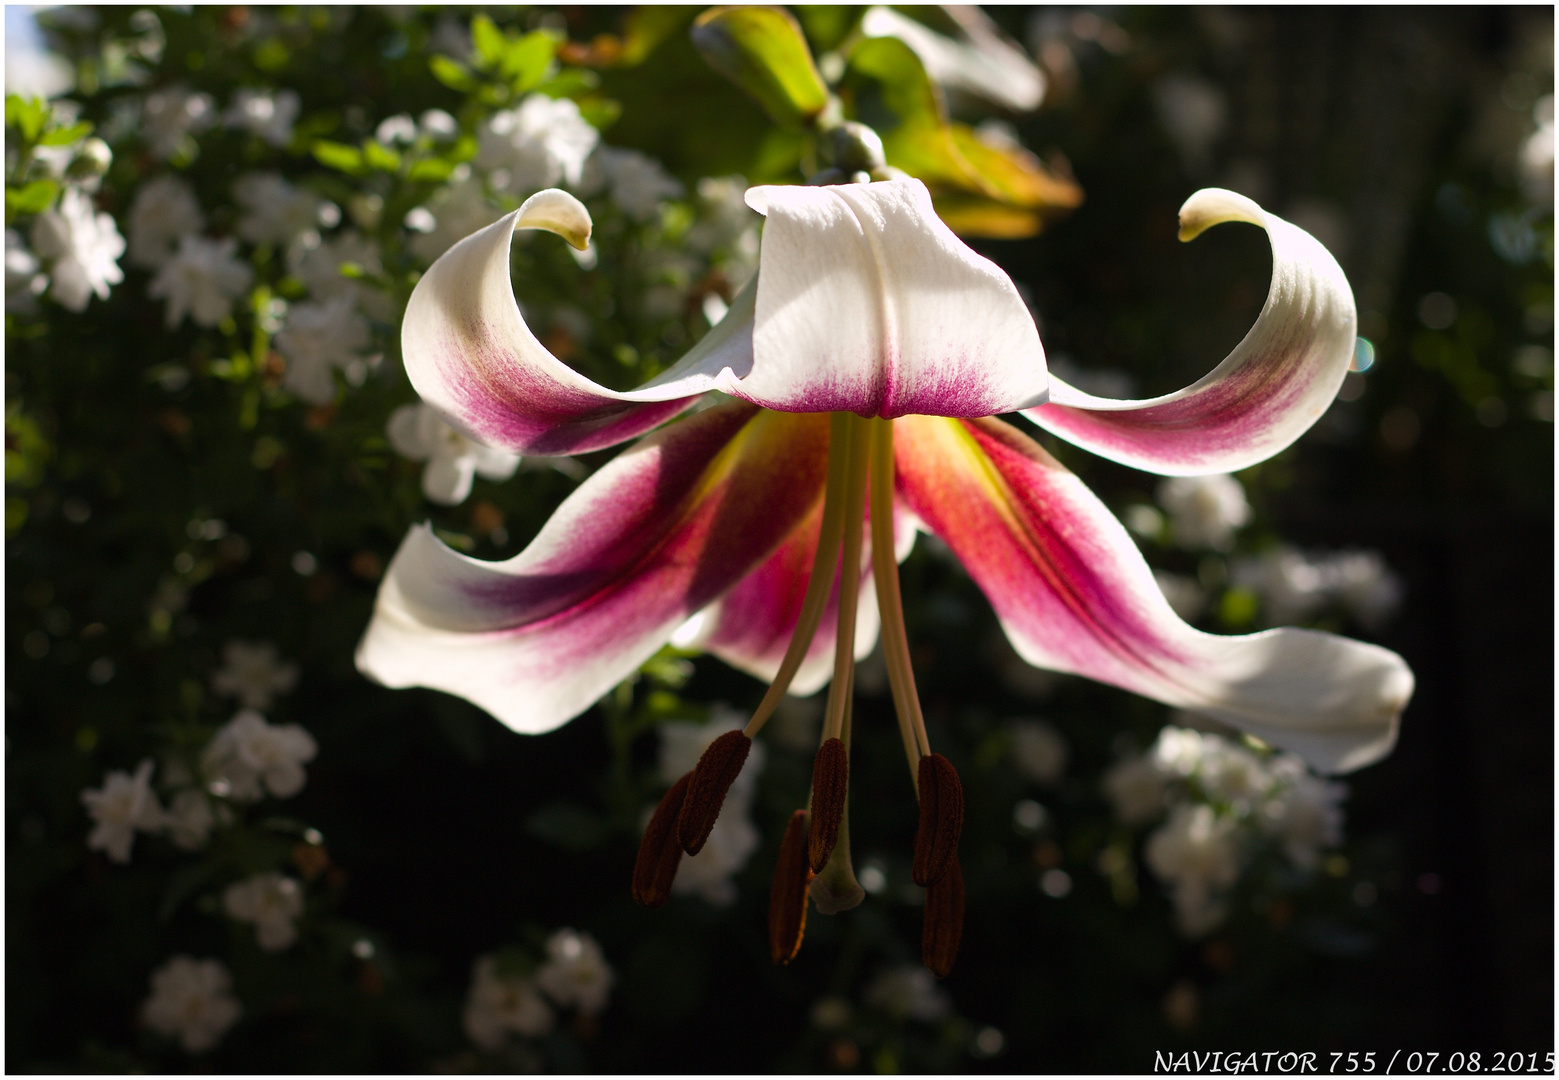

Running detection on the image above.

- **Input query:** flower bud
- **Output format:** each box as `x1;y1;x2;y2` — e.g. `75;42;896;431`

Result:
67;138;112;179
827;120;886;173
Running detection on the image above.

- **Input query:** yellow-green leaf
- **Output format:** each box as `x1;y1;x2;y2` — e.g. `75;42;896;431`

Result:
362;139;401;173
500;29;561;92
691;6;830;127
430;55;476;92
946;125;1083;211
39;121;92;147
471;14;507;67
311;139;366;175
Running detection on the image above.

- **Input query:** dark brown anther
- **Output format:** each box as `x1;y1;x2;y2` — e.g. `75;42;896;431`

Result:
631;772;691;908
922;853;965;978
769;810;813;964
911;753;964;887
677;730;752;855
807;737;848;873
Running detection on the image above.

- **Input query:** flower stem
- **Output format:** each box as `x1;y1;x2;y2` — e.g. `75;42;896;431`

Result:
742;412;853;740
868;418;932;787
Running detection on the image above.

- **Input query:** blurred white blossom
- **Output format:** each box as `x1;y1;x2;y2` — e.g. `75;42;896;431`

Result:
864;964;952;1022
463;956;555;1050
1520;95;1554;208
233;172;325;248
419;108;458;142
387;402;521;505
291;230;390;319
1259;756;1346;869
1102;754;1169;826
141;956;241;1053
582;146;683;221
1232;546;1402;628
127;175;204;269
407;174;502;263
81;759;162;863
30;187;124;312
1144;804;1241;936
211;640;299;710
202;710;318;802
477;94;598;194
223;872;305;951
274;296;373;405
1008;718;1068;785
6;228;47;311
147;235;253;329
141;86;215;159
374;113;417;145
161;789;217;851
226;88;300;147
535;929;613;1015
1156;474;1251;551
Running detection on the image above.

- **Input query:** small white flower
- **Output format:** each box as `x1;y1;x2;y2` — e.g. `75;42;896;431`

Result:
407;175;503;263
534;929;613;1015
1156;474;1252;551
375;113;418;145
30;187;124;312
225;88;300;147
1259;756;1346;870
1101;754;1168;826
1520;95;1554;209
233;172;324;248
141;955;242;1054
274;296;373;405
161;789;216;851
419;108;459;142
1007;718;1068;785
1195;736;1269;811
1151;725;1207;777
386;402;521;505
141;86;216;160
864;964;952;1023
6;228;47;311
581;146;683;221
1144;804;1242;937
211;640;299;711
127;175;205;269
202;710;318;802
81;759;163;863
477;94;599;195
147;235;253;329
463;956;555;1050
223;872;305;951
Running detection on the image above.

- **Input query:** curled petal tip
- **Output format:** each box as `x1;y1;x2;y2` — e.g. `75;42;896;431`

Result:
515;188;593;250
1177;188;1265;242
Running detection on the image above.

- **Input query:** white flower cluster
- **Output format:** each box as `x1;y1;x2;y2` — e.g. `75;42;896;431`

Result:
223;872;305;951
1232;546;1403;630
653;709;766;907
386;402;522;506
127;175;252;331
211;639;300;710
1156;473;1252;551
141;955;242;1053
30;187;124;313
1103;725;1347;936
463;929;615;1051
202;709;318;802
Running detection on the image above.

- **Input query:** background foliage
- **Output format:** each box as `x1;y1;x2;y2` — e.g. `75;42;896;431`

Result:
7;6;1552;1073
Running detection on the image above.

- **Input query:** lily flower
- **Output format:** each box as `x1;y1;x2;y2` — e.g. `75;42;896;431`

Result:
357;178;1413;975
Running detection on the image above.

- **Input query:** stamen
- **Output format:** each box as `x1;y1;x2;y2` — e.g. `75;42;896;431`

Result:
867;418;931;784
911;753;963;887
631;772;691;908
769;809;813;964
677;730;752;855
807;737;848;873
742;412;854;740
922;853;965;978
822;415;871;744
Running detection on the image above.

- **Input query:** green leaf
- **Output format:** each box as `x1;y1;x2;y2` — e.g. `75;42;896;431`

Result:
5;179;59;216
794;5;866;54
500;29;561;92
311;139;366;175
470;14;507;68
621;6;695;65
691;6;830;127
577;96;621;131
535;67;599;100
38;121;92;146
429;54;476;92
406;157;454;183
362;139;401;173
5;94;49;143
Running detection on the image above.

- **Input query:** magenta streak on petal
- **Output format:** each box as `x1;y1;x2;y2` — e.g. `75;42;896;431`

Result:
894;415;1200;696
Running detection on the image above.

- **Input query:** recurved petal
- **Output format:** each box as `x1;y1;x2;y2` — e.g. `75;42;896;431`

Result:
1024;189;1357;476
689;482;917;695
894;415;1413;774
356;404;832;734
402;188;752;456
737;179;1047;418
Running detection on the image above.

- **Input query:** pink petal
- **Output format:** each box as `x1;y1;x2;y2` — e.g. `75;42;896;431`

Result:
894;414;1413;773
691;480;916;695
1024;189;1357;476
737;179;1047;418
356;404;832;734
402;189;751;456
